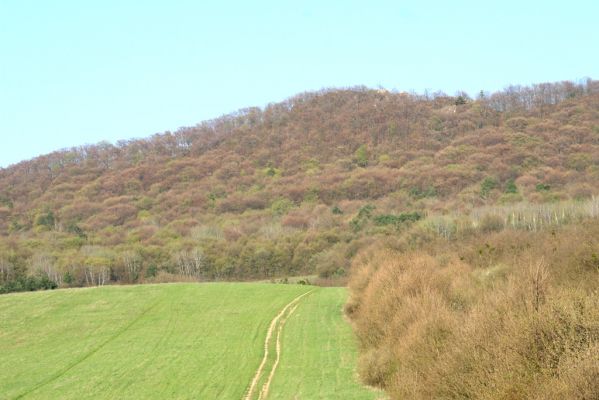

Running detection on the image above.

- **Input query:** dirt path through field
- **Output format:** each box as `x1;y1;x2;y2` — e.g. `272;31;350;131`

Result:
258;302;299;400
244;290;314;400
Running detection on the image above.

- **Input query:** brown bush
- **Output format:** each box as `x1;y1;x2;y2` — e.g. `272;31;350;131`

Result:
479;214;505;232
281;213;310;229
348;221;599;399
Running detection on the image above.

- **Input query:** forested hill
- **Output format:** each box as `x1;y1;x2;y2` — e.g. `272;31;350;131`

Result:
1;79;599;289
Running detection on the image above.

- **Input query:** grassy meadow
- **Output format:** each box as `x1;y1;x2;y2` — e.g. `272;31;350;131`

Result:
269;288;381;400
0;283;375;400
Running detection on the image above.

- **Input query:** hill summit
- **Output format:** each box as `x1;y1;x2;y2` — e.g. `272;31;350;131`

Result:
1;79;598;288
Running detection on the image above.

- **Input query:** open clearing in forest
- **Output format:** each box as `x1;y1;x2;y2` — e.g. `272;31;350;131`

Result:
0;283;379;399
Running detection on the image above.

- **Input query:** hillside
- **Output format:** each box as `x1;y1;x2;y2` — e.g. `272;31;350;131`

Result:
1;79;599;289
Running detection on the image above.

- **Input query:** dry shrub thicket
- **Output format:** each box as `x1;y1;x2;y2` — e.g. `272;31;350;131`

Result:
347;216;599;399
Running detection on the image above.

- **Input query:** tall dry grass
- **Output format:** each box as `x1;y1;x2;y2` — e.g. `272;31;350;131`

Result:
347;220;599;399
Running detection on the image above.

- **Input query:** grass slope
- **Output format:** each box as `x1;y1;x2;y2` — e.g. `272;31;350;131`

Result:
0;283;372;399
269;288;381;400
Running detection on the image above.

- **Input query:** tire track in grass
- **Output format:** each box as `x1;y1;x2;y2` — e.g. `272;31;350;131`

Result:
244;290;314;400
258;303;299;400
13;296;163;400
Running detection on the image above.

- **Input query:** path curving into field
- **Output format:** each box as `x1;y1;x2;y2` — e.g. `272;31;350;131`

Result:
244;290;314;400
1;284;376;399
258;302;299;400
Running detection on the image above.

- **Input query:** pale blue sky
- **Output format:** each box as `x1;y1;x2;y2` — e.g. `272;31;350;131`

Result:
1;1;597;167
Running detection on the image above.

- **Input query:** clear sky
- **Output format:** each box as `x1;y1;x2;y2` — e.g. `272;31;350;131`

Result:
1;0;597;167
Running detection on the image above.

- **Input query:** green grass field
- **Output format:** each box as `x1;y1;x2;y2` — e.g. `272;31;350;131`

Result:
269;288;381;400
0;283;378;399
